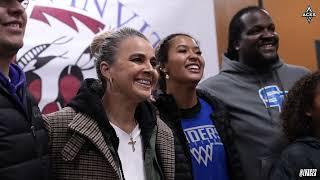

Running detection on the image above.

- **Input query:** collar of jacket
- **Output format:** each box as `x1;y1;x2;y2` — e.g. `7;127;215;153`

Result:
58;107;174;180
59;105;158;179
59;108;120;178
295;136;320;149
154;89;228;124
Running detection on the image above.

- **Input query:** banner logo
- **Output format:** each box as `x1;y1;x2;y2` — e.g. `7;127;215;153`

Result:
17;0;160;113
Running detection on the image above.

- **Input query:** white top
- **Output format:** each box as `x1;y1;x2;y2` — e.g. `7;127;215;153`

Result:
110;122;146;180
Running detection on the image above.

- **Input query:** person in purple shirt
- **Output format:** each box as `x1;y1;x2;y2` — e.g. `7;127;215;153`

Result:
0;1;49;179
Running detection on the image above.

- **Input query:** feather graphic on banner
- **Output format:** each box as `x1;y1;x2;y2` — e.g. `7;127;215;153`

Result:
75;46;95;71
18;5;107;111
17;36;72;72
18;0;219;114
17;36;71;104
30;6;105;33
42;48;93;114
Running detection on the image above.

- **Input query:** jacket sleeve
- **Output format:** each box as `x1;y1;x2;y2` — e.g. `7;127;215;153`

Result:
42;114;52;147
42;114;50;131
155;116;175;180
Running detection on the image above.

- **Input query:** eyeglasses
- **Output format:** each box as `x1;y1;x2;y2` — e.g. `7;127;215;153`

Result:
0;0;29;9
18;0;29;9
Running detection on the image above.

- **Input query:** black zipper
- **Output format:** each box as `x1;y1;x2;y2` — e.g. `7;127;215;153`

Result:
166;115;194;179
176;120;193;169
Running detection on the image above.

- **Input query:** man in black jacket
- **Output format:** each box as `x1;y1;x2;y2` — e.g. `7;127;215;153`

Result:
0;1;49;179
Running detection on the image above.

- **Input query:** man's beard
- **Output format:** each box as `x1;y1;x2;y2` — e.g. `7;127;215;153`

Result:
243;53;279;72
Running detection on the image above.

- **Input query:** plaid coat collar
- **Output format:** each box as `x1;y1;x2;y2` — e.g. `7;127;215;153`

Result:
61;112;119;177
56;107;175;180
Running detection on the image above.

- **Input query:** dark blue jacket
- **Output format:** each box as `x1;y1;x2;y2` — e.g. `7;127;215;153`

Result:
270;137;320;180
0;80;49;180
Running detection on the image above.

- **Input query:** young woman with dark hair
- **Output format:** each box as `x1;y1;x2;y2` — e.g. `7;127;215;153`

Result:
154;33;243;180
270;71;320;180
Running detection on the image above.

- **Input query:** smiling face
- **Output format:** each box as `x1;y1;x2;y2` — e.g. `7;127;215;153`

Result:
103;36;158;103
236;9;279;68
164;35;204;86
0;0;27;55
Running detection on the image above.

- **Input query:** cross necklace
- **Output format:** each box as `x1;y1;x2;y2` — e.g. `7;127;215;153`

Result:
128;135;136;152
128;122;137;152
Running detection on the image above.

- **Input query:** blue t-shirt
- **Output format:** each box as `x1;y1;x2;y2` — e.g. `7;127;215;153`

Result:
180;98;229;180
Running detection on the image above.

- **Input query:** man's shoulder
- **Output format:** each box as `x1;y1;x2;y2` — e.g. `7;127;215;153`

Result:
199;73;231;88
44;107;76;123
279;141;317;168
282;63;311;75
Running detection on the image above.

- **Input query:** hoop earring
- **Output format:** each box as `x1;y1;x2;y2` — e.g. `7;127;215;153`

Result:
165;74;169;80
160;67;169;80
108;77;113;87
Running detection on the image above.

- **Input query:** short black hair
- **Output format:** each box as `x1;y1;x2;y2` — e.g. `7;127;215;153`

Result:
281;71;320;142
226;6;264;60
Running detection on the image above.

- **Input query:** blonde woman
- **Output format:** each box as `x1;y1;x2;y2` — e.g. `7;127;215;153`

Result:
44;28;174;180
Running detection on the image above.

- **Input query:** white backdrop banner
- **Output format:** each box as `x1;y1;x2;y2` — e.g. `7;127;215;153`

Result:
17;0;219;113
